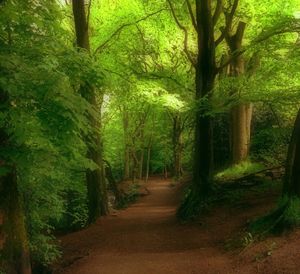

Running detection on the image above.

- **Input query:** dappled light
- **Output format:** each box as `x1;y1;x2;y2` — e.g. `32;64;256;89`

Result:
0;0;300;273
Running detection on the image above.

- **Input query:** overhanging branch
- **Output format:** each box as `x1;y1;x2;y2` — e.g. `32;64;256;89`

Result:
212;0;223;26
167;0;196;67
186;0;197;31
94;8;167;55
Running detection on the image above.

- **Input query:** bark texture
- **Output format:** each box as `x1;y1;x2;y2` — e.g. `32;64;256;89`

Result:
227;22;253;164
193;0;216;195
1;169;32;274
72;0;108;222
0;89;31;274
123;109;130;179
172;115;183;179
283;108;300;197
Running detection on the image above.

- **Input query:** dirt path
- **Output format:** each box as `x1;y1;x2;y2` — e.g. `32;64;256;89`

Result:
54;178;300;274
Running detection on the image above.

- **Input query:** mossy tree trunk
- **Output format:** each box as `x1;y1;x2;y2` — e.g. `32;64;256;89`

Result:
72;0;108;222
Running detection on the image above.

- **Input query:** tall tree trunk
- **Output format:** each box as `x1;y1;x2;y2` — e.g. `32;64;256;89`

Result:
230;104;253;164
283;108;300;197
145;144;151;183
1;168;32;274
227;22;253;164
0;89;31;273
103;160;123;207
172;115;183;180
72;0;108;222
193;0;216;195
122;109;130;179
250;109;300;234
131;148;139;183
138;149;144;179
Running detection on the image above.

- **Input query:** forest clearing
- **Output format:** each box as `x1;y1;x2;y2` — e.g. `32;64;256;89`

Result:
1;0;300;273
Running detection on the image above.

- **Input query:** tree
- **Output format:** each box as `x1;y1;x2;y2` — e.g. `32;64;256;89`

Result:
0;91;32;274
250;107;300;234
284;108;300;197
175;0;239;219
72;0;109;222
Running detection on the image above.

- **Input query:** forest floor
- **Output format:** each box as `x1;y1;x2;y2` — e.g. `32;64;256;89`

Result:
54;178;300;274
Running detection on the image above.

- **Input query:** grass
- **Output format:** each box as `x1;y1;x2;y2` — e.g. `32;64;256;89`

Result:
215;161;265;181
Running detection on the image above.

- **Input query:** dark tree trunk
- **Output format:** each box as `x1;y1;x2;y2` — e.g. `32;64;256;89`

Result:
193;0;216;195
1;168;32;274
0;89;31;273
72;0;108;222
250;109;300;234
103;160;123;207
145;144;151;183
283;108;300;197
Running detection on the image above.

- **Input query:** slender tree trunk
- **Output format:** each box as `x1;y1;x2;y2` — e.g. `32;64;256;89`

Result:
145;145;151;183
122;109;130;179
283;108;300;197
227;22;253;164
72;0;108;222
131;147;138;183
138;149;144;179
1;168;32;274
103;160;123;206
172;115;183;179
193;0;216;196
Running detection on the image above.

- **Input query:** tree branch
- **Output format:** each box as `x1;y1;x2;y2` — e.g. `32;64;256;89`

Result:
215;0;239;46
86;0;92;29
216;20;300;74
94;8;167;55
212;0;223;26
186;0;197;31
167;0;196;66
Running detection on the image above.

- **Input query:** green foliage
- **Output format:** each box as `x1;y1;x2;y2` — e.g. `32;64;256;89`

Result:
0;0;101;267
0;0;300;269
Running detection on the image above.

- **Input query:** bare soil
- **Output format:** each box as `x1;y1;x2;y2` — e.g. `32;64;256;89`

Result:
54;178;300;274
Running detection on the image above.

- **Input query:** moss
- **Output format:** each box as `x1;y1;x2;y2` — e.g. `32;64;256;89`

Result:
250;196;300;235
215;161;264;181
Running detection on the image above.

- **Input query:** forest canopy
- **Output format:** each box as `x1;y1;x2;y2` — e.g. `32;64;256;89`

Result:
0;0;300;273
